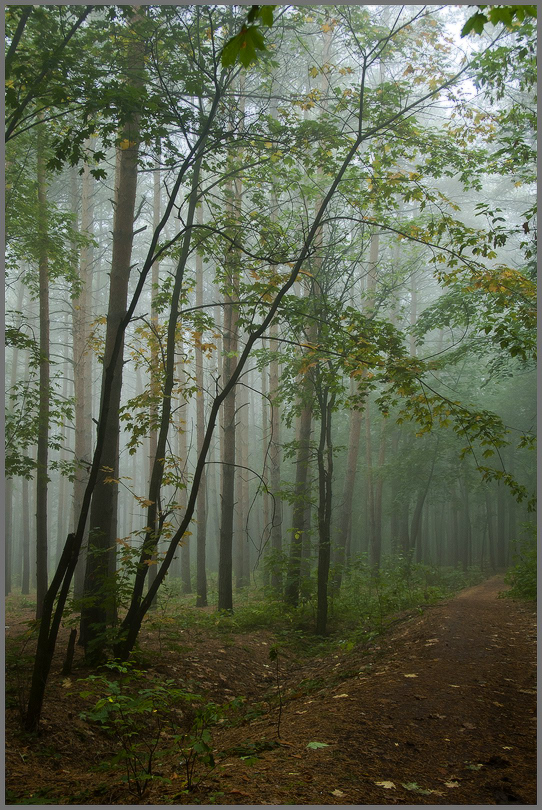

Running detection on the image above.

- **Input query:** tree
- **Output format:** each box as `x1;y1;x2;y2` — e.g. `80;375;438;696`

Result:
79;9;146;656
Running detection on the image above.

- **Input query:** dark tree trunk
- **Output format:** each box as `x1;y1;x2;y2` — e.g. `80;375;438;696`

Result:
195;203;208;606
80;29;144;654
73;154;94;599
36;120;50;619
316;391;334;635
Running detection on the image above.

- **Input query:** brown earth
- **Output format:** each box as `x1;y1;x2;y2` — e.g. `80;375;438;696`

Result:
5;576;537;805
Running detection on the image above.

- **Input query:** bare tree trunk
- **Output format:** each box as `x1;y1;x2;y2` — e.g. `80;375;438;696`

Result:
284;354;313;606
235;378;250;589
195;203;208;606
217;201;238;610
36;120;50;619
73;155;94;598
80;25;144;653
178;356;192;595
268;319;283;591
56;359;70;566
22;474;31;594
218;83;244;610
147;144;162;598
316;390;334;635
260;337;270;585
5;280;26;594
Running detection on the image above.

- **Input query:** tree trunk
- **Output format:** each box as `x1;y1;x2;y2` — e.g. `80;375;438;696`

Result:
5;280;26;594
72;154;94;599
218;83;244;610
316;391;334;635
195;203;208;606
268;319;283;591
178;356;192;595
217;219;238;611
284;364;313;606
235;377;250;589
36;120;50;619
147;144;162;599
80;27;144;654
22;474;31;594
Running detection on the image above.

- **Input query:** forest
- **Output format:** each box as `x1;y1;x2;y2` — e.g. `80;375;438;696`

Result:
5;3;537;806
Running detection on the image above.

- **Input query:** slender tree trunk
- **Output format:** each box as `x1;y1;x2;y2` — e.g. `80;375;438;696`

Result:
36;121;50;619
268;319;283;591
178;356;192;595
284;362;313;606
260;337;270;585
235;378;250;589
80;27;144;653
5;280;26;594
316;391;334;635
217;212;238;611
73;155;94;598
336;229;379;580
333;380;362;590
195;203;208;606
218;79;245;610
147;144;162;598
56;360;70;566
22;475;31;594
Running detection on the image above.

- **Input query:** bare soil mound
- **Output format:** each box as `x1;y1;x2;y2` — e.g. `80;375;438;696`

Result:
5;576;536;805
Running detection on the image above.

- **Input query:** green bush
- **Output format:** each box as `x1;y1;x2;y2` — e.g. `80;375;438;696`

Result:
79;660;234;797
504;529;536;599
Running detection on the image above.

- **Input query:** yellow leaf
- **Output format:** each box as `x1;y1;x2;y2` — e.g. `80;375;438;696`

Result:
331;789;345;797
119;138;136;150
61;678;72;689
403;673;418;678
333;693;349;698
375;781;396;789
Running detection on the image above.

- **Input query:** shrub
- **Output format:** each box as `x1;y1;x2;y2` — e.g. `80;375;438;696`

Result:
79;660;231;797
504;527;536;600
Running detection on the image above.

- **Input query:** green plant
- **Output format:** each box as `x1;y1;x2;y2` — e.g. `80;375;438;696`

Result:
78;660;228;797
504;525;536;599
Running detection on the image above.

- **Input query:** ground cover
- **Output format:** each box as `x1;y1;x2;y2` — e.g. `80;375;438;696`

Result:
5;574;536;805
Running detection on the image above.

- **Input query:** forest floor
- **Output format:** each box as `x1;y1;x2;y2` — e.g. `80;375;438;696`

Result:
5;575;537;806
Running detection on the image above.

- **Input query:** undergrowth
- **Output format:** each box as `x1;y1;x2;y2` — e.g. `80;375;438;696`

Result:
504;524;536;600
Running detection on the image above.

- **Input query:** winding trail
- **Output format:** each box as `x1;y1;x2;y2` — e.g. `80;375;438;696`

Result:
211;577;537;805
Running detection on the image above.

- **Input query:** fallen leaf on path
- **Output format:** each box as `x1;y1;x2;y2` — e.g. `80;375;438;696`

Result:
402;782;443;796
331;789;345;797
307;742;329;750
375;781;396;789
333;693;349;698
61;679;72;689
403;673;418;678
445;781;460;788
448;684;461;688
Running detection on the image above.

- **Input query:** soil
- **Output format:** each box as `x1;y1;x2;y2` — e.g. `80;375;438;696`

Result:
5;576;537;805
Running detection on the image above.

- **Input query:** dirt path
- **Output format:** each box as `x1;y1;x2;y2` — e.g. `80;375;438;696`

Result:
5;577;537;805
205;577;537;805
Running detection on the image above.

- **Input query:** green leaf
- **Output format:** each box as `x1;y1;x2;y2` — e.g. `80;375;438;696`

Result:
461;11;488;37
